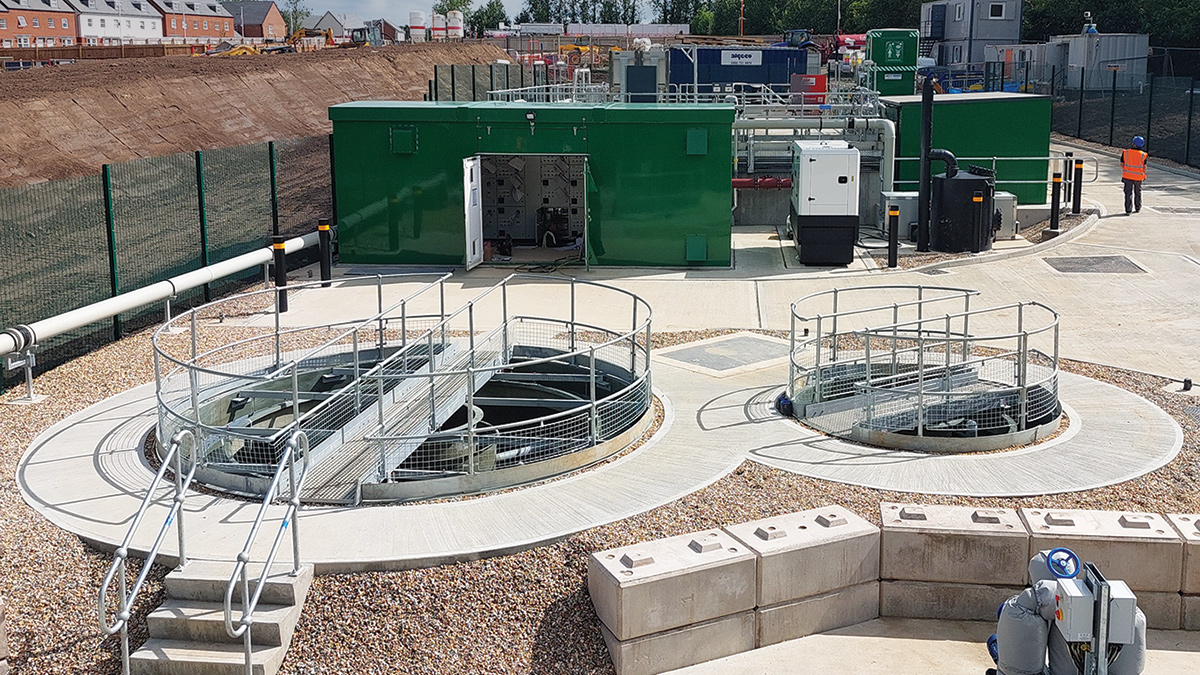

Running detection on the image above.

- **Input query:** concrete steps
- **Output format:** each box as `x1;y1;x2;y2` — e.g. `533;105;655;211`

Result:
131;561;313;675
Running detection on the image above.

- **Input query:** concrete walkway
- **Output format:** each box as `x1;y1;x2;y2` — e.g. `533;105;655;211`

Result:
665;618;1200;674
17;333;1181;571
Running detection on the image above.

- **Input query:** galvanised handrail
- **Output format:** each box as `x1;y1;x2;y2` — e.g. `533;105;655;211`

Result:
223;428;309;675
98;428;198;675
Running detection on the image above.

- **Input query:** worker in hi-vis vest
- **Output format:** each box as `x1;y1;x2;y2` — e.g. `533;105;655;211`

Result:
1121;136;1148;215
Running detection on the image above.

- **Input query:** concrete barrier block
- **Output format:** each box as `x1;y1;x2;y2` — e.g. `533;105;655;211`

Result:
880;580;1022;621
723;505;879;607
1167;514;1200;594
1135;591;1182;630
756;581;879;648
1020;508;1183;593
600;611;754;675
880;502;1029;586
1183;595;1200;631
588;529;756;641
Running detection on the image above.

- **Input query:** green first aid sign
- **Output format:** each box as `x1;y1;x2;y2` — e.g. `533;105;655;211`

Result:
886;40;904;61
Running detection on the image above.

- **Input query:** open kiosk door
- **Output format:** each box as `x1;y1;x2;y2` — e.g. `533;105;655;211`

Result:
463;156;484;270
583;157;596;269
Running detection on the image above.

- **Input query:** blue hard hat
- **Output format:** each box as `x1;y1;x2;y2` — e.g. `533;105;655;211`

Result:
1133;136;1145;148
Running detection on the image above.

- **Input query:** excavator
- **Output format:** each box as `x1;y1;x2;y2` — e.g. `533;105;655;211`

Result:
286;27;335;47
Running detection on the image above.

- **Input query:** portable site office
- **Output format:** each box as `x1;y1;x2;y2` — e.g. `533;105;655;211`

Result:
328;101;736;268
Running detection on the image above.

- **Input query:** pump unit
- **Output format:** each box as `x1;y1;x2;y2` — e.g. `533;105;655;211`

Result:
790;140;860;266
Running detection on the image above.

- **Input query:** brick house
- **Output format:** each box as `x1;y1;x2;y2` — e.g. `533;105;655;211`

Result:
147;0;234;39
222;1;284;40
0;0;78;48
63;0;165;46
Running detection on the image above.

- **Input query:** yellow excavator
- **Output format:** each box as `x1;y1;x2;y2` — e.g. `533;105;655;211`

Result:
287;27;335;47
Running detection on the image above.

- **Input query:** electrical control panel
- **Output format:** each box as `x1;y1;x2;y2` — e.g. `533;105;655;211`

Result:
1054;578;1094;642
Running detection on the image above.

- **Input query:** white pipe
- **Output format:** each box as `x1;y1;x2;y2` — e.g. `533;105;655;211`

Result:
732;117;896;193
0;232;319;358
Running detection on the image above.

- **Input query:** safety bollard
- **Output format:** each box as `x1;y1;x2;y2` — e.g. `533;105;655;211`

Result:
318;218;333;288
272;234;288;313
887;206;899;269
1072;159;1084;215
1050;173;1062;231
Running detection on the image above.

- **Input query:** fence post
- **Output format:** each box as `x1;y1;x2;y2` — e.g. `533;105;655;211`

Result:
471;64;478;101
1108;68;1117;147
1077;67;1085;138
1145;72;1154;152
1050;64;1056;98
101;164;122;340
269;140;280;237
194;150;211;302
451;65;457;101
1187;78;1197;167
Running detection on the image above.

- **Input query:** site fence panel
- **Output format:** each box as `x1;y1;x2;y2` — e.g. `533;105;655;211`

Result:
0;135;331;390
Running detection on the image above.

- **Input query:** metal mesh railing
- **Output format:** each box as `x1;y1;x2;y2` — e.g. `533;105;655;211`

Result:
154;274;653;504
787;286;1060;444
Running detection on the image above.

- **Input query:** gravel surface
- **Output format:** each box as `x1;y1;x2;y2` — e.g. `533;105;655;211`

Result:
0;329;1195;675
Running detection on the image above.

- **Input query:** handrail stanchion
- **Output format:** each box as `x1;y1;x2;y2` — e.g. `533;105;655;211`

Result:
376;275;385;354
467;368;476;475
788;309;796;400
917;331;925;437
589;346;598;445
569;279;577;351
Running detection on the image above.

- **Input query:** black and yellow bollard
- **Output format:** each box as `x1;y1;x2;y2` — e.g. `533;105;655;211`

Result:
273;235;288;313
1051;172;1062;231
887;205;900;269
318;218;333;288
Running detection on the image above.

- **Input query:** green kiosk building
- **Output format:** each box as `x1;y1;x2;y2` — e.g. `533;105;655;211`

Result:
329;101;735;268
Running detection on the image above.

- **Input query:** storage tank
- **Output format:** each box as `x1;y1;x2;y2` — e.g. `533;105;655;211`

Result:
930;165;998;253
432;13;447;40
409;11;426;42
447;10;465;39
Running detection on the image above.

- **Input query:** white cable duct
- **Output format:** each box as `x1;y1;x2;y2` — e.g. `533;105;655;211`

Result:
731;117;897;193
0;231;319;358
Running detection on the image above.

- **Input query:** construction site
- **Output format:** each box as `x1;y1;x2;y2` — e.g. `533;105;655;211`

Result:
0;28;1198;675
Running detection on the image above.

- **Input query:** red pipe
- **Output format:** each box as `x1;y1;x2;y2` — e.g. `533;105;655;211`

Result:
732;177;793;189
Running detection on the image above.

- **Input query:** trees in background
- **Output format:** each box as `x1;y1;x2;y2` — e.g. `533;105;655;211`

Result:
280;0;311;34
506;0;1199;49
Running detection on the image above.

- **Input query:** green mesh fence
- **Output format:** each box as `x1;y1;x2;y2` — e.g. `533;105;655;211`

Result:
0;174;112;377
204;143;273;296
0;135;331;390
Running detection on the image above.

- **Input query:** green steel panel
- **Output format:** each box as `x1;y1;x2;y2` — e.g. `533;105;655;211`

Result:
330;102;734;267
685;234;708;261
686;129;709;156
883;92;1051;204
390;127;416;154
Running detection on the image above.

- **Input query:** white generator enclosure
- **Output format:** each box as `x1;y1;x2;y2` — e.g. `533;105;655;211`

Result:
791;140;861;217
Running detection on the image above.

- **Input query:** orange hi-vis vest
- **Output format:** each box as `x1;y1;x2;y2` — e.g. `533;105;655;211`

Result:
1122;148;1147;181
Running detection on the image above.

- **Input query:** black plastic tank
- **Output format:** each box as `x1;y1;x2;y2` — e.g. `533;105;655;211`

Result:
930;165;997;254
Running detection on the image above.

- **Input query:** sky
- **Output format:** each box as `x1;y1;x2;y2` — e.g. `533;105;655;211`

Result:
309;0;526;28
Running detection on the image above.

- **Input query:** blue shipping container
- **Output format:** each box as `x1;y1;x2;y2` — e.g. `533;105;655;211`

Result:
668;46;809;89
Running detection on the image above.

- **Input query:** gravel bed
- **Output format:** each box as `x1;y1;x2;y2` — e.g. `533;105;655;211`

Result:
0;329;1195;675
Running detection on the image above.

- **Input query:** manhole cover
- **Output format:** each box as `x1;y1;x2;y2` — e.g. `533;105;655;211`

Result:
1149;206;1200;215
660;335;789;371
1042;255;1146;274
1186;406;1200;424
920;268;950;276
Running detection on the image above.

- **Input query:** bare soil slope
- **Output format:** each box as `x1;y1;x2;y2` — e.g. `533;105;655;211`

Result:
0;42;507;187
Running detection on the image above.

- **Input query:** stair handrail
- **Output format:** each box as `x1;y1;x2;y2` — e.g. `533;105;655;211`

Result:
98;427;198;675
223;425;310;675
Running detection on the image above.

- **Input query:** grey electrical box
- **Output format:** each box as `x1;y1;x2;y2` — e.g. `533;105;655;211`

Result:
880;190;919;240
995;190;1019;240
